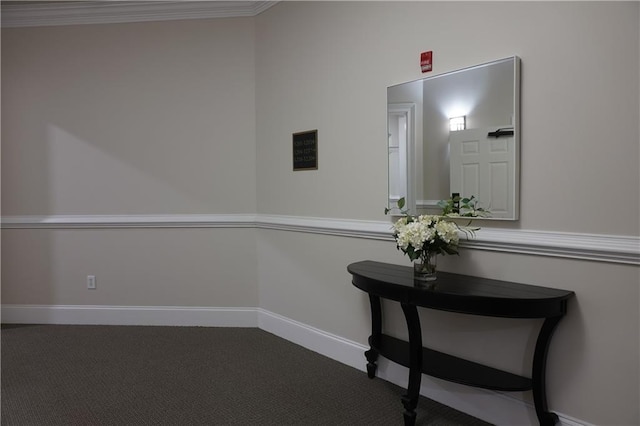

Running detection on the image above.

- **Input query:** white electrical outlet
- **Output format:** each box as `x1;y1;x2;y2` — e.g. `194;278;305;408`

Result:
87;275;96;289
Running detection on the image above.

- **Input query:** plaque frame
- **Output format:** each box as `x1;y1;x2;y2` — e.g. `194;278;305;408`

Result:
292;129;318;171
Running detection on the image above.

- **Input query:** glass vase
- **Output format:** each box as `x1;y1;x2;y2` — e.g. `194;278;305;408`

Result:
414;252;437;282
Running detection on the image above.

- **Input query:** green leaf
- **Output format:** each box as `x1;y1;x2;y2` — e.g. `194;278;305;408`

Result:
397;197;405;209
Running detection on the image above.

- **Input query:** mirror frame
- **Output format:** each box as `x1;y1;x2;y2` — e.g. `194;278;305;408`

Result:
387;56;521;220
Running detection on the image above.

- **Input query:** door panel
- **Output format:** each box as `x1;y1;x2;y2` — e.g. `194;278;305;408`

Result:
449;126;515;218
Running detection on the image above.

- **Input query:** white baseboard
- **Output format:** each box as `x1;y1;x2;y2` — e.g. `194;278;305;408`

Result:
0;304;258;327
1;303;588;426
258;308;369;373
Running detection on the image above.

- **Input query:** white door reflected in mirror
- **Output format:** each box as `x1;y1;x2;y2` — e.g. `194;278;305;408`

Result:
449;127;515;219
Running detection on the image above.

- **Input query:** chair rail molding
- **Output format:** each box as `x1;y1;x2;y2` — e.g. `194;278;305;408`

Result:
0;214;257;229
2;213;638;265
1;1;279;28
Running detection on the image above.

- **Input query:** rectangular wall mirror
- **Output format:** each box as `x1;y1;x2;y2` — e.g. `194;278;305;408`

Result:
388;56;521;220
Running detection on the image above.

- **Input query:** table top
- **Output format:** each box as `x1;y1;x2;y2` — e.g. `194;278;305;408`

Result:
348;260;575;318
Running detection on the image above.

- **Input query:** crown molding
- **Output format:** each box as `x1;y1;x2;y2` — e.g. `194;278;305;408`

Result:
1;1;279;28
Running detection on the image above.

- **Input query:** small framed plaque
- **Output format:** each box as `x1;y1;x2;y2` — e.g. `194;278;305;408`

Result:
292;130;318;171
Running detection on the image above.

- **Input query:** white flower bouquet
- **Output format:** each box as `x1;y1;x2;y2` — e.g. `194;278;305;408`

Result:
392;214;462;262
386;196;486;279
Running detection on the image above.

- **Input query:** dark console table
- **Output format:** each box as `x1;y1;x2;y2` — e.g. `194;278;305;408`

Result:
348;260;575;426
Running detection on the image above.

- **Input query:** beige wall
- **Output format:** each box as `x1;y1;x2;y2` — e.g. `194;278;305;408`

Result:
2;2;639;425
2;18;257;215
255;2;639;425
2;228;258;307
2;18;259;307
256;1;639;236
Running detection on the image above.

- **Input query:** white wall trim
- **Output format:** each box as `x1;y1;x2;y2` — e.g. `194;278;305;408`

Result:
1;1;279;28
0;304;259;327
0;303;589;426
1;214;257;229
258;308;368;372
462;227;640;265
256;214;393;241
3;213;638;265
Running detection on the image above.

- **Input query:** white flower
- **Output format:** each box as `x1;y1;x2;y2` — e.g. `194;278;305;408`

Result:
392;217;409;234
396;221;425;250
417;215;438;226
435;220;459;244
395;218;437;250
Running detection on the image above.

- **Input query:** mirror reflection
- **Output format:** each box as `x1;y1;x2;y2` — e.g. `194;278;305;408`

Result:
388;56;520;220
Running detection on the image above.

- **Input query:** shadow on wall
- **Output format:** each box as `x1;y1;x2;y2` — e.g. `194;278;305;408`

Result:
45;125;204;214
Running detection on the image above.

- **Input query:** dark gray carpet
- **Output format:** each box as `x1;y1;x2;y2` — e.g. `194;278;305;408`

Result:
1;325;492;425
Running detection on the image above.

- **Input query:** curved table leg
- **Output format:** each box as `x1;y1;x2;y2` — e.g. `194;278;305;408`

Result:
401;303;423;426
366;295;382;379
532;315;563;426
365;345;378;379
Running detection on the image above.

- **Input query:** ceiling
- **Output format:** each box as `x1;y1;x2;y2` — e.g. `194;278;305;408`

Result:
1;1;279;27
